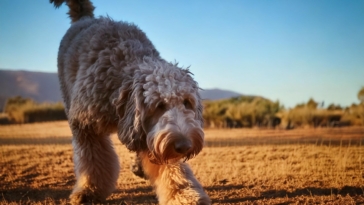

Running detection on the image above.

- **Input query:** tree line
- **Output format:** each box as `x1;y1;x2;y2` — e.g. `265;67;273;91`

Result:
204;87;364;128
0;96;66;124
1;87;363;128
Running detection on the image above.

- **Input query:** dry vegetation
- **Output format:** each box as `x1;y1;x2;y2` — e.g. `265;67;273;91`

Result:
2;97;66;124
1;121;364;204
203;96;364;129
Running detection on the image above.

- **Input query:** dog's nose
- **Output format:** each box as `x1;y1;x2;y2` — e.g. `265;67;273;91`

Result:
174;139;192;154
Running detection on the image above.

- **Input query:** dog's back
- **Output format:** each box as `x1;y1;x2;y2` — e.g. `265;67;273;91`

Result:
51;0;95;112
52;0;160;126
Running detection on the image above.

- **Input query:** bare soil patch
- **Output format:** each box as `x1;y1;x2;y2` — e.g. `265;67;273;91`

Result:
0;122;363;204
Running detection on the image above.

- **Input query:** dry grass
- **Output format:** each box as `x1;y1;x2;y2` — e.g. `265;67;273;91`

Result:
0;121;364;204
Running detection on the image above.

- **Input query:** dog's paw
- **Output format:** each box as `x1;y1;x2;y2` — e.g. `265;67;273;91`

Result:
70;190;102;205
197;195;211;205
164;188;211;205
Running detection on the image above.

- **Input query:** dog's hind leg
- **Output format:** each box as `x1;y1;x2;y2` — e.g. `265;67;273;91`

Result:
139;152;211;205
70;127;120;204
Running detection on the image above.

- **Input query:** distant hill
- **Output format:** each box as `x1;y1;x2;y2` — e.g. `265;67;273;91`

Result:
199;88;242;100
0;69;243;111
0;69;62;111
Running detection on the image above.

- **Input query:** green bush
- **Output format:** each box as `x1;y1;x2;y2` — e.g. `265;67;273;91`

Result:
3;96;67;124
283;108;343;128
203;96;283;128
278;98;363;129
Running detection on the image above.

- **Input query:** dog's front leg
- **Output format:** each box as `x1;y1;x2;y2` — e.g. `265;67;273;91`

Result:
70;127;120;204
139;152;210;205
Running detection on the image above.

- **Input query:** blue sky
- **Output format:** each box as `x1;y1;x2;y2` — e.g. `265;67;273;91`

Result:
0;0;363;108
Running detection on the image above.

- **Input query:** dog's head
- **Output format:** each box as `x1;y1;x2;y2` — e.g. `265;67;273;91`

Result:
115;57;204;164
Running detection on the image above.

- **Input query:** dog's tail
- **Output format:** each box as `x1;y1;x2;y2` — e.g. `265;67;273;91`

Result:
50;0;95;23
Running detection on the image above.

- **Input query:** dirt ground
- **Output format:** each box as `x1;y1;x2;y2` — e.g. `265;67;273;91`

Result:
0;121;363;204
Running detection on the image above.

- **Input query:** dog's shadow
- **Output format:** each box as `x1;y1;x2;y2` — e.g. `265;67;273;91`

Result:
1;185;362;204
1;186;157;204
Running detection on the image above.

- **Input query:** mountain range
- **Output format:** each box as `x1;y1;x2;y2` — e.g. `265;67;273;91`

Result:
0;69;242;111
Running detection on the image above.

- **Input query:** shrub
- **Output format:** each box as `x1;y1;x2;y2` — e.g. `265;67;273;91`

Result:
341;103;364;126
203;96;283;128
3;96;67;124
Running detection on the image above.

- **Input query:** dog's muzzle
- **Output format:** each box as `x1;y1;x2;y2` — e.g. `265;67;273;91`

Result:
147;127;203;164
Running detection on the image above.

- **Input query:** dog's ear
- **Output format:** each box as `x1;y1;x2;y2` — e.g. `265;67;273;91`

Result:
115;82;146;151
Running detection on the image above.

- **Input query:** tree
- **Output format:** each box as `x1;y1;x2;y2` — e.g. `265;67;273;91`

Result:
358;87;364;104
307;98;318;109
327;103;342;111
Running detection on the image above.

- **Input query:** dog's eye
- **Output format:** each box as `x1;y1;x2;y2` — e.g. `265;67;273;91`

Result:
156;102;166;111
183;99;193;110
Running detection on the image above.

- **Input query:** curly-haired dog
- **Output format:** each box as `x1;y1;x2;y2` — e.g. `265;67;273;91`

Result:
50;0;210;204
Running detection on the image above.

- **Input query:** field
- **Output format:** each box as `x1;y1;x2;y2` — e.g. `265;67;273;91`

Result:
0;122;363;204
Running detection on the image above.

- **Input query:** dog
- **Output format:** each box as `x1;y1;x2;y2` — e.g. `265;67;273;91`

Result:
50;0;210;204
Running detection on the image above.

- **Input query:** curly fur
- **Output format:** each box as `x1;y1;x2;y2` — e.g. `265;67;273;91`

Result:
52;0;209;204
50;0;95;22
